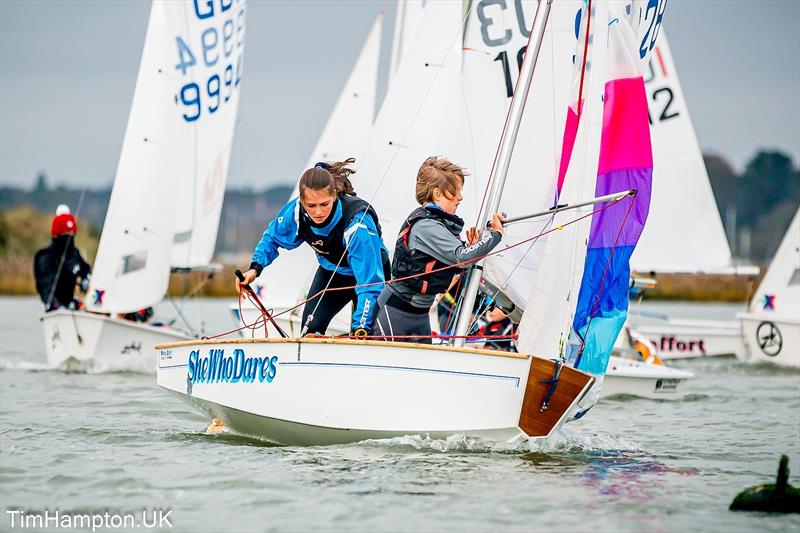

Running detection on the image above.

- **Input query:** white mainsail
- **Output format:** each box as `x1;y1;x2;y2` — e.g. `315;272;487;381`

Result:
305;15;383;166
169;3;248;269
89;0;247;313
630;33;733;274
390;0;426;77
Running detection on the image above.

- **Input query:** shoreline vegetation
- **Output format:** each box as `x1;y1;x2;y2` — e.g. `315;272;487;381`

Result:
0;204;760;302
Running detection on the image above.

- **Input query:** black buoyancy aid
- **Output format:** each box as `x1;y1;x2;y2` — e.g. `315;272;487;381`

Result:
297;194;389;276
392;206;465;295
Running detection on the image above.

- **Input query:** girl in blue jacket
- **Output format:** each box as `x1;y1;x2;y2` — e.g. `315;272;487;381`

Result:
237;159;389;336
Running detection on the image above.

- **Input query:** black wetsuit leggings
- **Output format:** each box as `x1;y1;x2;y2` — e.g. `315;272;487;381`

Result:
300;267;357;335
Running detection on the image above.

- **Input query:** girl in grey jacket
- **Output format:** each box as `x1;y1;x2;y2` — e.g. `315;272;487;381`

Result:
374;157;504;343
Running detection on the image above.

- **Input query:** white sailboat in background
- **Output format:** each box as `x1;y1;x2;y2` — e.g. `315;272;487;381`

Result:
158;0;668;444
230;13;383;336
627;33;756;360
632;35;735;275
738;209;800;368
42;0;247;372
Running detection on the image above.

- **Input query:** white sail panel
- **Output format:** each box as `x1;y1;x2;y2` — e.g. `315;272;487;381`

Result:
252;15;383;308
170;1;248;269
352;0;472;240
749;209;800;319
463;0;585;310
87;1;184;313
630;33;732;274
517;0;609;359
390;0;426;77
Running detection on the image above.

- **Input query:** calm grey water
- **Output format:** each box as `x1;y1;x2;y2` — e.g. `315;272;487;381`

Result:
1;296;798;532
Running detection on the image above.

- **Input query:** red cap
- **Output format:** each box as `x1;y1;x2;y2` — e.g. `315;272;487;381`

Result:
51;213;78;237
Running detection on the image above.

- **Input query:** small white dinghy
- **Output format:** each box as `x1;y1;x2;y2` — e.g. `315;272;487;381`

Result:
42;309;190;373
628;318;746;360
602;356;694;400
603;327;694;400
42;0;247;372
738;209;800;369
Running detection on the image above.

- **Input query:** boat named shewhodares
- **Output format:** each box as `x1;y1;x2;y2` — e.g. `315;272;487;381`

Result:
157;337;594;445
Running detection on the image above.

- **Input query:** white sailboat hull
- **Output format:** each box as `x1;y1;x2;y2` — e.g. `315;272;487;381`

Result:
156;338;594;446
41;309;191;373
602;356;694;400
630;319;745;359
738;313;800;369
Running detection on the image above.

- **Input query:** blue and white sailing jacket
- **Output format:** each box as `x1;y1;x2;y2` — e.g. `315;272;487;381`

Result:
251;196;387;332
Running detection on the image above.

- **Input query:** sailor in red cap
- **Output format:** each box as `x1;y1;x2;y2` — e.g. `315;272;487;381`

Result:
34;205;92;311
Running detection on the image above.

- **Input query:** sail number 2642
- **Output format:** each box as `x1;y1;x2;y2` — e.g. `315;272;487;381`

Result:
175;0;247;122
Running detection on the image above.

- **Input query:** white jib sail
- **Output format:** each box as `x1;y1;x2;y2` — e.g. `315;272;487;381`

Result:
629;32;733;274
516;0;609;359
252;14;383;308
170;1;248;269
749;208;800;319
463;0;587;312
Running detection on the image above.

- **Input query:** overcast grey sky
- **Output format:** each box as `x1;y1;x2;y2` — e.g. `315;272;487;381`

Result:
1;0;798;189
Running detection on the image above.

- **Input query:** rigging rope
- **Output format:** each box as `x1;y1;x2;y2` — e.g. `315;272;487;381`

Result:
215;195;631;341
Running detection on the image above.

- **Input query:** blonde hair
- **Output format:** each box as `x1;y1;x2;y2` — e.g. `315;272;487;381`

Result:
299;157;357;198
415;156;466;205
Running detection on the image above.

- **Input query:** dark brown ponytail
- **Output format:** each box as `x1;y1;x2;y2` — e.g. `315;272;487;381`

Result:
298;157;357;198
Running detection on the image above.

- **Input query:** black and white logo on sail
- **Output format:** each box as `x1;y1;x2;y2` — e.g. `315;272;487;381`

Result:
756;321;782;357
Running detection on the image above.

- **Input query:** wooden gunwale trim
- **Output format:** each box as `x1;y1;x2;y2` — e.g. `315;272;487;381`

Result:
155;336;530;360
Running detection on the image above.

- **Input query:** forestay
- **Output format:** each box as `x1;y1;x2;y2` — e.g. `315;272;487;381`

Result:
517;0;607;363
89;0;247;313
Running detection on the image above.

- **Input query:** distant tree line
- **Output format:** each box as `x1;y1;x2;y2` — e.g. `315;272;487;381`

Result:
705;150;799;263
